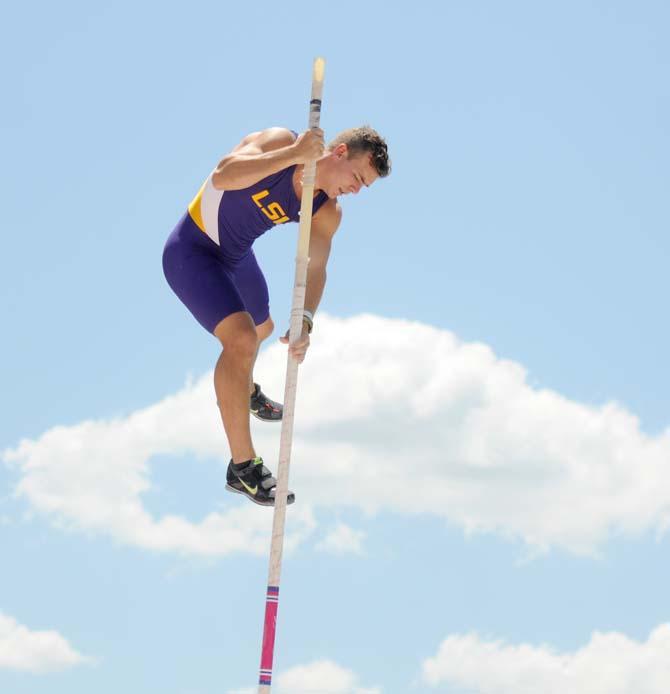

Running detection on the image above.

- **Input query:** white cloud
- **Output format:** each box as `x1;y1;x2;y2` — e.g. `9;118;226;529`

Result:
288;314;670;554
315;523;366;555
422;624;670;693
4;313;670;555
0;612;90;673
227;659;380;694
277;659;380;693
2;375;315;557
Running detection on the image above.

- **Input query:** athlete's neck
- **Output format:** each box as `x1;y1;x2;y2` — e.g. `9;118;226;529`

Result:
292;164;323;199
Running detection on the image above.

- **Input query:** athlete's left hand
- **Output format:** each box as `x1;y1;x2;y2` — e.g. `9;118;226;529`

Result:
279;324;311;364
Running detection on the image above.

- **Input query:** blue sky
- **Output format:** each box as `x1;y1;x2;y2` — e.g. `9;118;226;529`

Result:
1;1;669;692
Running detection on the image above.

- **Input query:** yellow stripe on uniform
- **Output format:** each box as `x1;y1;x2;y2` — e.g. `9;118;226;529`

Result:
188;179;207;232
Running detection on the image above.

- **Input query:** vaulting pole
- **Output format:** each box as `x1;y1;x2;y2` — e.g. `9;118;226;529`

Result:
257;56;325;693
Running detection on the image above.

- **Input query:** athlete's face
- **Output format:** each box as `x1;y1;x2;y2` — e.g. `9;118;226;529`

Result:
323;144;379;199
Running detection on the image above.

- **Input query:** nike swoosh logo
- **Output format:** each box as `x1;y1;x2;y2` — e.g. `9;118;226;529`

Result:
238;477;258;495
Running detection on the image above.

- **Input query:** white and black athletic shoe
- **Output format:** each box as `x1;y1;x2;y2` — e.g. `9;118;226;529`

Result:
250;383;283;422
225;457;295;506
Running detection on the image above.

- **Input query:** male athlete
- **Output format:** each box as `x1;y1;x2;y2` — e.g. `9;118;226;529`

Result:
163;126;390;506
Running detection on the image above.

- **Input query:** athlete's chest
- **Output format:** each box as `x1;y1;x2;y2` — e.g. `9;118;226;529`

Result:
223;168;300;229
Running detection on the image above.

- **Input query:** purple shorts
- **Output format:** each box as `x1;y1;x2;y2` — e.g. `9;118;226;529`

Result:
162;212;270;333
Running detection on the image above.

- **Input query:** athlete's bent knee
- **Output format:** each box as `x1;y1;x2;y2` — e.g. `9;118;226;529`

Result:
225;330;258;362
256;317;274;341
214;312;258;361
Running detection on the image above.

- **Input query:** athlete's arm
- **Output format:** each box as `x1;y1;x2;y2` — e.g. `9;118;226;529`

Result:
279;198;342;362
212;127;324;190
303;199;342;316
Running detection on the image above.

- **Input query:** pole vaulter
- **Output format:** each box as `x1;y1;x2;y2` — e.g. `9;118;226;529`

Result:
163;49;390;693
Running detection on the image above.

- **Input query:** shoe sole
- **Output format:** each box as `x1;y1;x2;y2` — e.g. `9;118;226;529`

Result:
250;410;282;423
225;483;295;506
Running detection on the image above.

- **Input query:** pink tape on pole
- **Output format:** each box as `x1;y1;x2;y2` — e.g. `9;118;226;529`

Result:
259;586;279;684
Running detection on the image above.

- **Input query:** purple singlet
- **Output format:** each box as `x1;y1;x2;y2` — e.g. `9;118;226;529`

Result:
162;139;330;334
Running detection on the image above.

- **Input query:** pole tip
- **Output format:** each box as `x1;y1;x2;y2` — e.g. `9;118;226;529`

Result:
313;57;325;82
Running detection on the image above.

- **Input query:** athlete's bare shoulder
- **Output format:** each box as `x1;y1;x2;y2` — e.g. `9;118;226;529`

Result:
231;127;297;156
213;127;299;190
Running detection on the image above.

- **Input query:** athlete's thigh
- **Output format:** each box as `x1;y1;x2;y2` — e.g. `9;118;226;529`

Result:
163;217;247;333
230;249;270;326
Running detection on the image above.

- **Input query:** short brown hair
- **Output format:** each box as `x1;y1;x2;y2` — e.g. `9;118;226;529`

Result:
328;126;391;178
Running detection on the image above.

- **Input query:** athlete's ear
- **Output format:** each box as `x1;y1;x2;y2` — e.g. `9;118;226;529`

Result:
333;143;348;158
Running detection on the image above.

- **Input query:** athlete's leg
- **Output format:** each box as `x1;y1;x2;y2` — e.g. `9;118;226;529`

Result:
213;311;258;464
249;317;274;392
163;215;258;461
231;251;274;394
163;217;292;503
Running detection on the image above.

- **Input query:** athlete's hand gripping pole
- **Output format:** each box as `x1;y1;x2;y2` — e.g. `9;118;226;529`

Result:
258;56;325;694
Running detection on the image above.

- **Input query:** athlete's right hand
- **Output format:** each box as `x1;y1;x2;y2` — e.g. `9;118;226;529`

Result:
292;128;325;164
